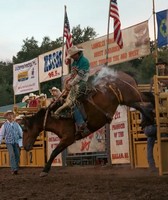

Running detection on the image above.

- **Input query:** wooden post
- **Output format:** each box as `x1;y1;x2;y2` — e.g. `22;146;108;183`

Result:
152;0;158;74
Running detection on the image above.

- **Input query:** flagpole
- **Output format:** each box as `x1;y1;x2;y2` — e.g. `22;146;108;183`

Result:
105;0;111;67
105;0;112;166
152;0;158;74
61;5;66;91
38;57;41;94
61;5;67;167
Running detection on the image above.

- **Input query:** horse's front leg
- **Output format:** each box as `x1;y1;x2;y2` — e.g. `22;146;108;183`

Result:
40;137;74;177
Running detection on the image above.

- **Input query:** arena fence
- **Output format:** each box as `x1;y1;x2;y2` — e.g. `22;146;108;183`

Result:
153;75;168;175
129;110;159;168
0;108;46;168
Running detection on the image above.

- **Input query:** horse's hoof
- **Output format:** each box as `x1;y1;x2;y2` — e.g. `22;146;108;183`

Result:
39;172;48;177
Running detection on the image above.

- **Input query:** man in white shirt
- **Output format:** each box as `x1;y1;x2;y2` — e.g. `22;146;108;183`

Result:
0;110;22;175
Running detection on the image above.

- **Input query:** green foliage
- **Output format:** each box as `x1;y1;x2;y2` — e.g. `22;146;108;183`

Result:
0;62;13;106
40;36;63;54
72;25;97;45
13;37;40;64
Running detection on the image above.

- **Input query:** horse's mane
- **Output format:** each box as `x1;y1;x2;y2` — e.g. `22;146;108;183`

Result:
25;108;47;128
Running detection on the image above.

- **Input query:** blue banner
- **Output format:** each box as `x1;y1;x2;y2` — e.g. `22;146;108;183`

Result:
156;9;168;48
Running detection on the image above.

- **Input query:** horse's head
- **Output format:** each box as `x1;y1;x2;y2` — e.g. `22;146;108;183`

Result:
21;108;47;151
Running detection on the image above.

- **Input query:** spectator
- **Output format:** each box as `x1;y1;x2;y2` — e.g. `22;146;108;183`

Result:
0;110;22;175
141;106;157;172
49;87;62;103
28;93;39;107
150;59;168;92
15;115;24;148
22;95;30;108
39;93;47;108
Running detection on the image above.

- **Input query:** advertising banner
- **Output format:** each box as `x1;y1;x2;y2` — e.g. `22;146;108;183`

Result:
13;58;39;95
81;21;150;68
110;105;130;164
67;127;106;154
39;47;68;83
47;132;62;166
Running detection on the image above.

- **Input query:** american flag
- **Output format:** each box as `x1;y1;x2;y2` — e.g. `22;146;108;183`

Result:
64;10;73;63
110;0;123;49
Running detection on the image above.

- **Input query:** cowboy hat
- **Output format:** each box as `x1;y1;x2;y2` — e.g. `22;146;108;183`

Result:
49;87;61;94
67;46;84;58
4;110;15;118
29;93;36;98
39;93;46;98
156;58;168;66
22;95;29;102
51;87;58;91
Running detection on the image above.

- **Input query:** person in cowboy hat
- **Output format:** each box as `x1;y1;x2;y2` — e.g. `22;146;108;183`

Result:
15;115;24;148
149;59;168;92
156;59;168;76
28;93;39;107
22;95;30;108
0;110;22;175
49;87;62;103
38;93;47;108
55;45;90;137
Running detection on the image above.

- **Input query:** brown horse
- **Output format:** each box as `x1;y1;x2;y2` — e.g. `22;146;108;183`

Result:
22;68;154;177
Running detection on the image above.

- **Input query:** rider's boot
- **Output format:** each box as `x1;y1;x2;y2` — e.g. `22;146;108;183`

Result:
54;96;72;118
77;123;90;138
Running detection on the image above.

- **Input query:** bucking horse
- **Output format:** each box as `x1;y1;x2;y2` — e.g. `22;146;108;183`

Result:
22;67;154;177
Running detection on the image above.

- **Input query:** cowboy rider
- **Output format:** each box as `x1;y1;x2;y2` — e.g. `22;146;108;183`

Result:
55;45;90;136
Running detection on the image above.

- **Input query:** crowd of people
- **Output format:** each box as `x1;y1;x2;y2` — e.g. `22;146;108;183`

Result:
22;92;47;108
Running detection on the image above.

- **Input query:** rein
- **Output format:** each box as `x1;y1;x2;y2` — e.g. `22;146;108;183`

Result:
43;89;67;130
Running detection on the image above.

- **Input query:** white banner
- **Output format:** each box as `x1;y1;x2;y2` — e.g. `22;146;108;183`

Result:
80;21;150;68
67;127;106;154
47;132;62;166
13;58;39;95
110;106;130;164
39;47;68;83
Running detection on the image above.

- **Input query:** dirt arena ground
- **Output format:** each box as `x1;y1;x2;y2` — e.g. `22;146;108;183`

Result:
0;165;168;200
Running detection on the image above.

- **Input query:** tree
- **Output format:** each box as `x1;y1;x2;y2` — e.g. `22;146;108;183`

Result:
40;36;63;54
72;25;97;45
0;62;13;106
13;37;40;64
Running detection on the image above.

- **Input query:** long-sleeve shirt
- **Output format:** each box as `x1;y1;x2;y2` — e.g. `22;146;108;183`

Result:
29;99;39;107
0;121;22;145
69;54;90;86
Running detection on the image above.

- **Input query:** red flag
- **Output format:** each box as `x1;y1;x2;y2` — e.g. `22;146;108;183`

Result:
110;0;123;49
64;10;73;64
